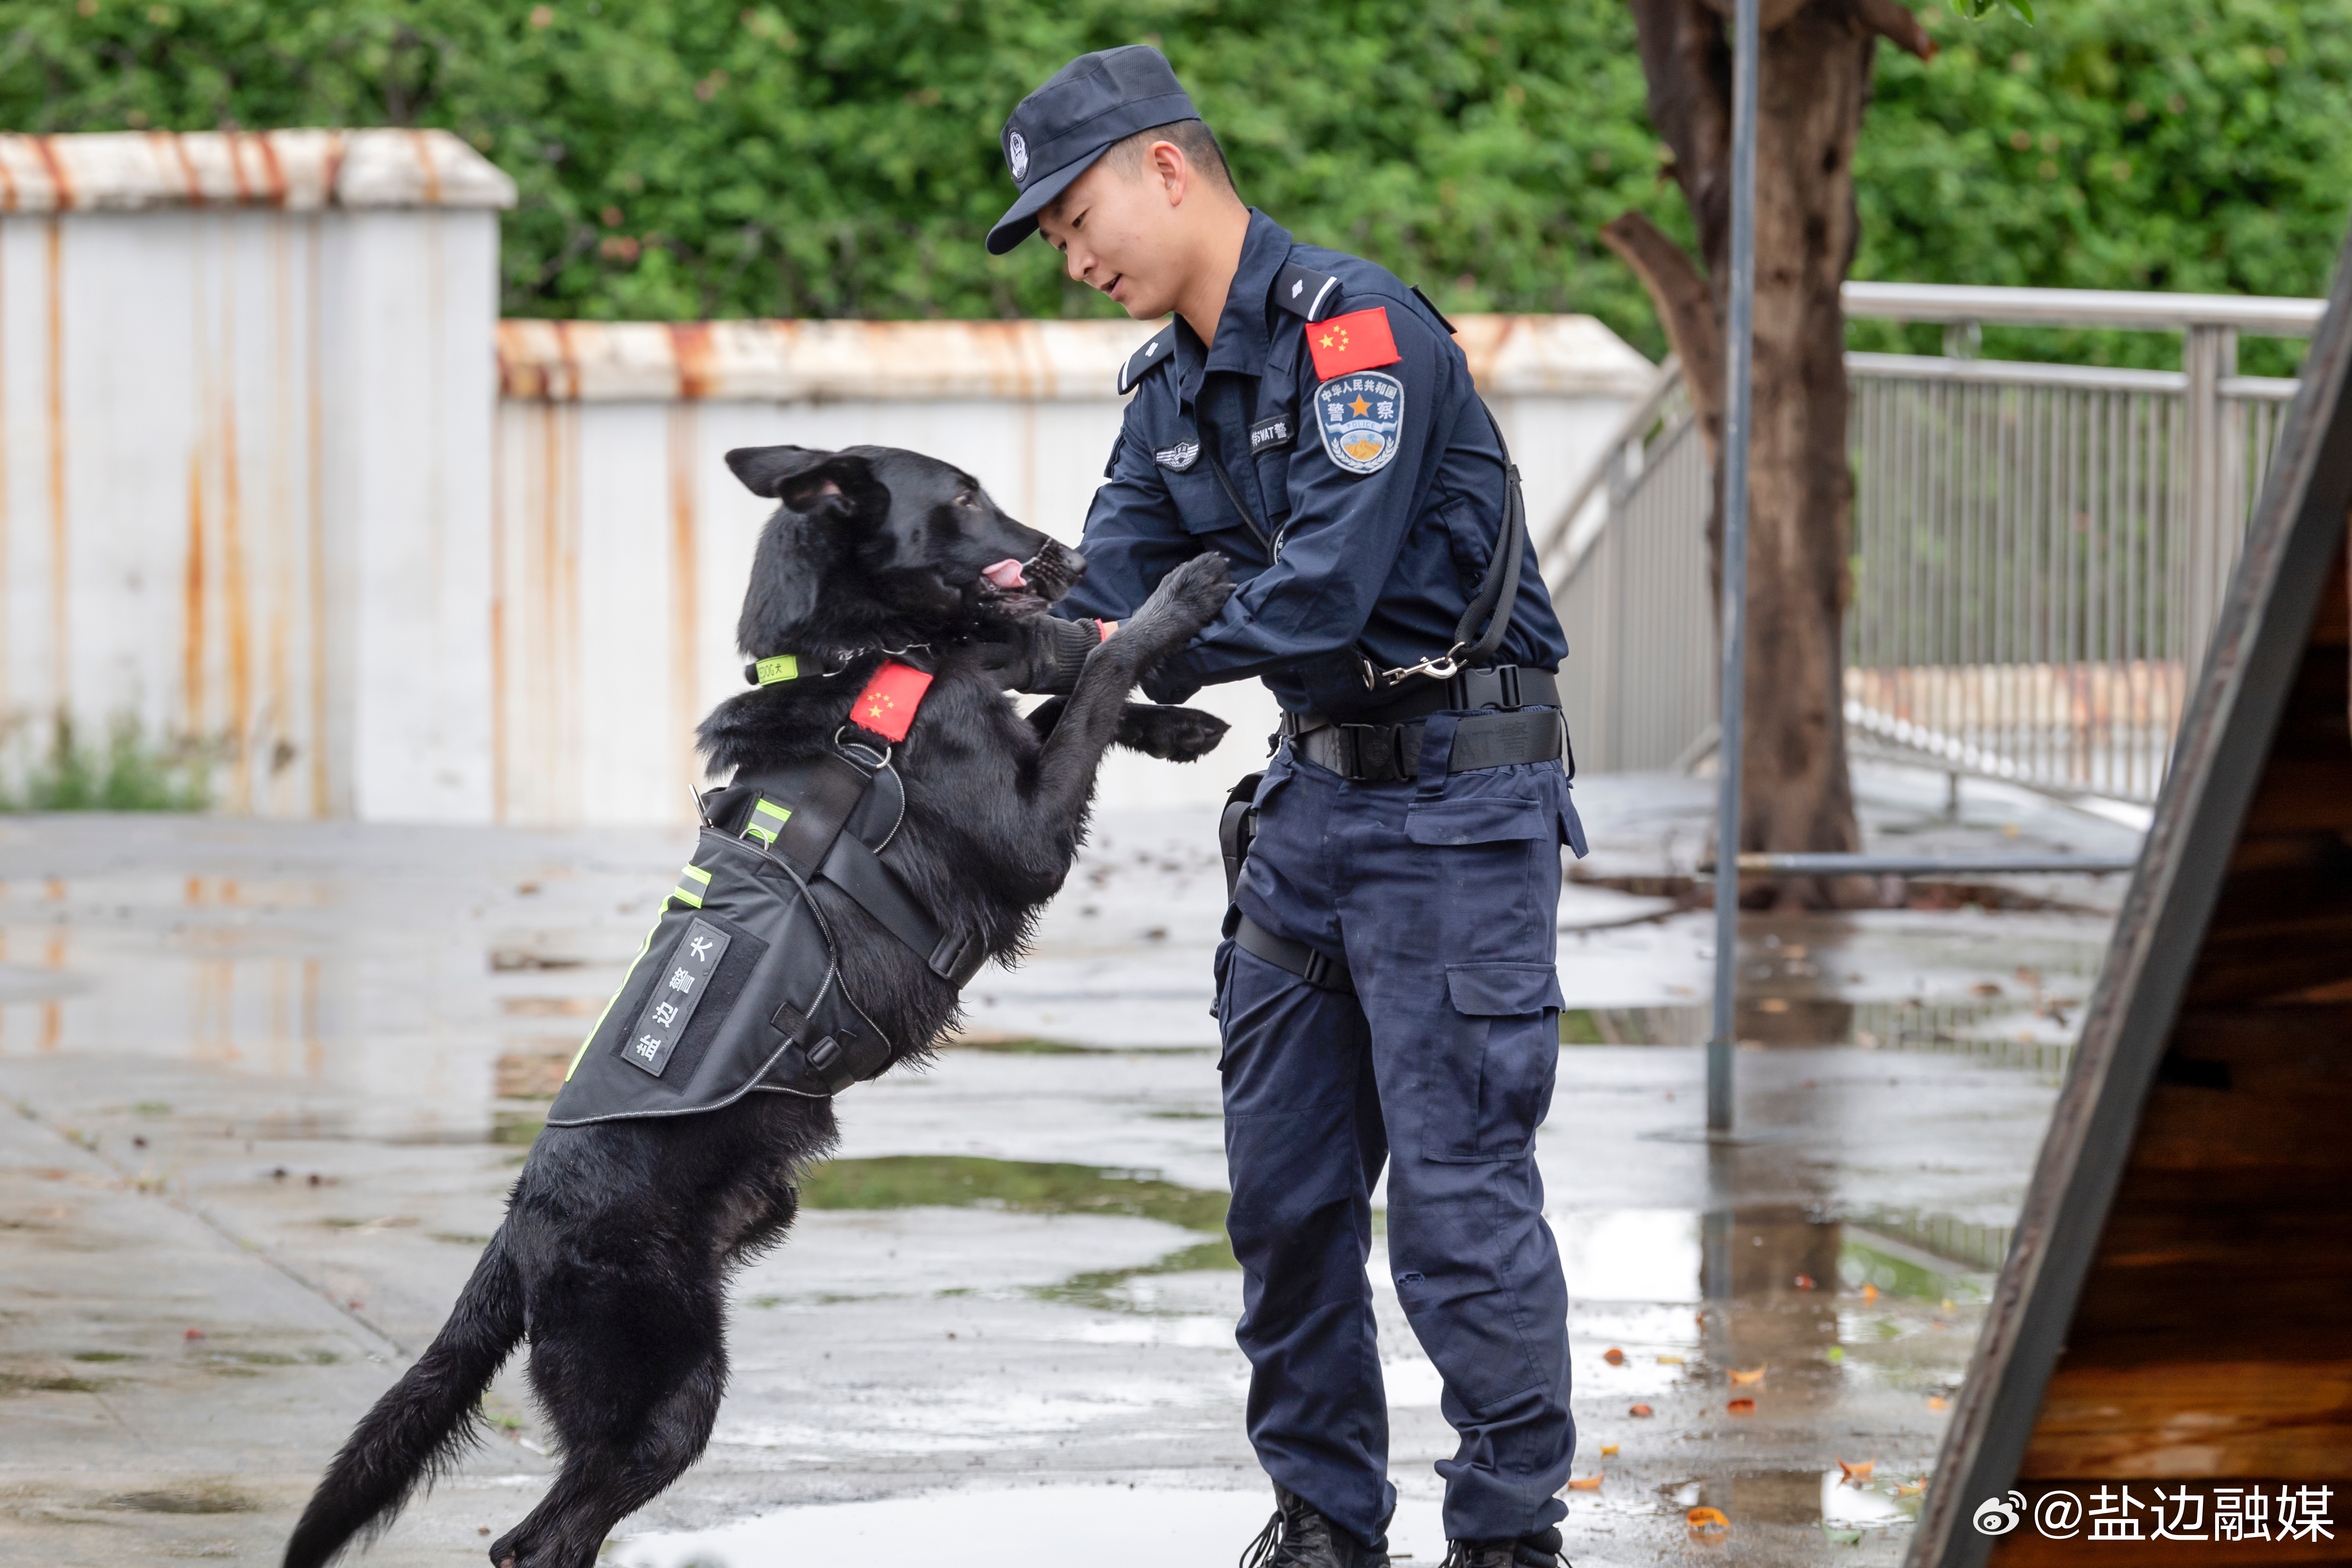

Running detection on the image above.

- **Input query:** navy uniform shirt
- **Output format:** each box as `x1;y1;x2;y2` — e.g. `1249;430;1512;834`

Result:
1059;209;1568;715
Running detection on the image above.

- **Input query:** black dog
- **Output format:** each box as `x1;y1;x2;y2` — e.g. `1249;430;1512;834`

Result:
283;444;1234;1568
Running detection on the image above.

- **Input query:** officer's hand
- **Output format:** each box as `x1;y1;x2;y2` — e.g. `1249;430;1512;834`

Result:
973;615;1106;694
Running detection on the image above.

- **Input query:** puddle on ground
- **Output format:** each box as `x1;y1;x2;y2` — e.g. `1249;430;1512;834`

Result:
801;1156;1228;1232
1669;1468;1921;1530
802;1157;1238;1312
615;1486;1458;1568
99;1479;262;1514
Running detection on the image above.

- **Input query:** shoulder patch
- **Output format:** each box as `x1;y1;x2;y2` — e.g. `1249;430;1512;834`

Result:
1117;324;1178;394
1305;306;1402;382
1274;261;1342;323
1313;371;1405;476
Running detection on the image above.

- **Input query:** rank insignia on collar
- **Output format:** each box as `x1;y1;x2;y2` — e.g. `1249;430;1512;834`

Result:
1313;371;1405;476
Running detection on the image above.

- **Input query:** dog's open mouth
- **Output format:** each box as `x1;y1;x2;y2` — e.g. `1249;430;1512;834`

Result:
976;544;1084;617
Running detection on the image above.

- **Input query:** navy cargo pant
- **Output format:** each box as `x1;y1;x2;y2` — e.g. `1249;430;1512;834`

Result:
1215;711;1587;1547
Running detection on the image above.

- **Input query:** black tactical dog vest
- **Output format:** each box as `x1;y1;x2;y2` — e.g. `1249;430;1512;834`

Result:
547;662;986;1126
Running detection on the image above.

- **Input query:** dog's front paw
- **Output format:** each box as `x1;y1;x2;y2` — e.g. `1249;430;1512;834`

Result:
1123;553;1235;653
1116;703;1230;762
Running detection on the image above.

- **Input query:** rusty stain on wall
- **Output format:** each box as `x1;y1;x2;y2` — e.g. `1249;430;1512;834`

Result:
667;402;700;803
183;448;206;734
0;231;9;716
216;234;254;809
489;383;510;825
265;218;297;813
45;217;65;707
304;217;329;817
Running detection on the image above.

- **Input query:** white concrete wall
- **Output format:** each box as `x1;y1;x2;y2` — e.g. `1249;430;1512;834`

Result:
0;131;512;822
490;317;1652;825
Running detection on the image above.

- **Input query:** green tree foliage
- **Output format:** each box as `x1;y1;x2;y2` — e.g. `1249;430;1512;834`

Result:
3;1;2343;374
1861;0;2348;373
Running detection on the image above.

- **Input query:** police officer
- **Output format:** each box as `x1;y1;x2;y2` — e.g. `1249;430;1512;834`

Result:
988;46;1585;1568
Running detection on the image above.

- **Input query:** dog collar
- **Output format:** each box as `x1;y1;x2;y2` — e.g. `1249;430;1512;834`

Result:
744;645;936;688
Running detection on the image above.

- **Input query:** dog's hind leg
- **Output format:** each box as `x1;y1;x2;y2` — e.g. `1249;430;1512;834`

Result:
487;1274;727;1568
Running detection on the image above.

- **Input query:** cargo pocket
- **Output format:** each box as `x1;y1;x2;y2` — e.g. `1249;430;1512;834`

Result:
1406;794;1550;966
1422;962;1564;1163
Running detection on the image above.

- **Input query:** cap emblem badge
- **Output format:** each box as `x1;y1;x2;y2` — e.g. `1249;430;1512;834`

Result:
1007;131;1029;184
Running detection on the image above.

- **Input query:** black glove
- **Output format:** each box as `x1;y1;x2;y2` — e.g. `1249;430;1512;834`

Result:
975;615;1104;694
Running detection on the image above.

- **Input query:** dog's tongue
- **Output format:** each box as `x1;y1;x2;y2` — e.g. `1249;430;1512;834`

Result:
981;558;1029;591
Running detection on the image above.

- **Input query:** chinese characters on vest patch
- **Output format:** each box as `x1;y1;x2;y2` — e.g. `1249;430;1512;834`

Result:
621;917;732;1078
1314;372;1405;476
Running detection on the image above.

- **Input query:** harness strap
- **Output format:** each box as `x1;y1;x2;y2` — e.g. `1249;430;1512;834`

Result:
1234;913;1356;995
770;1000;894;1094
729;658;988;993
818;830;989;987
770;749;875;877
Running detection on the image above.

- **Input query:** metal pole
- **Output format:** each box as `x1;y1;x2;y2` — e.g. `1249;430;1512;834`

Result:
1708;0;1760;1135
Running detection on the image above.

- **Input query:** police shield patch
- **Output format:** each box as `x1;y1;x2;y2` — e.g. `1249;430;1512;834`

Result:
1314;371;1405;475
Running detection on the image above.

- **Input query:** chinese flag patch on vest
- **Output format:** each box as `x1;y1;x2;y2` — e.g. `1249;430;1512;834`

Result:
850;661;934;743
1305;307;1401;381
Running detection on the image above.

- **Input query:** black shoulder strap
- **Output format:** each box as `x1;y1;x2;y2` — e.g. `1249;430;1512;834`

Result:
1454;403;1527;667
1275;261;1343;323
1117;323;1179;394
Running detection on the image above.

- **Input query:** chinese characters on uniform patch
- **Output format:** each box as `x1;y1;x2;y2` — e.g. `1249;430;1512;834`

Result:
1971;1483;2333;1544
620;916;732;1078
1313;371;1405;476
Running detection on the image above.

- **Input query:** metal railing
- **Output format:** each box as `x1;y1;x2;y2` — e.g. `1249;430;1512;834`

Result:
1544;282;2317;802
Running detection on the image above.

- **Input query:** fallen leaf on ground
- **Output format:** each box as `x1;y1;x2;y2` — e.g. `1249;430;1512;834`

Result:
1824;1526;1864;1545
1628;1403;1654;1417
1568;1473;1603;1491
1687;1507;1730;1536
183;1328;206;1341
1825;1346;1845;1364
1896;1479;1926;1497
1656;1354;1685;1364
1726;1398;1756;1414
1941;1298;1957;1312
1599;1444;1620;1456
1860;1283;1878;1302
1794;1273;1817;1290
1836;1457;1876;1485
1729;1366;1767;1385
1602;1347;1626;1365
1927;1395;1948;1410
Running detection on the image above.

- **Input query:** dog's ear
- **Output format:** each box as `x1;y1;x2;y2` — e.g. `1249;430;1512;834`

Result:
724;446;877;514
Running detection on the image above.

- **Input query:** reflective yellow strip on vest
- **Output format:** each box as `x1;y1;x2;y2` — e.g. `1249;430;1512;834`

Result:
744;797;792;846
670;862;712;908
755;654;800;685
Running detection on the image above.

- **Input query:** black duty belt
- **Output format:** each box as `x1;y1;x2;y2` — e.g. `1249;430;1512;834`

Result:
1234;912;1355;995
1285;705;1567;784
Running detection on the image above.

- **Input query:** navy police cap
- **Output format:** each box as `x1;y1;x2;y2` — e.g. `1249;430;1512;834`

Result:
986;44;1198;256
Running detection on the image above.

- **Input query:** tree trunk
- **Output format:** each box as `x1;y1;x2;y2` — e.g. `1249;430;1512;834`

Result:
1604;0;1933;910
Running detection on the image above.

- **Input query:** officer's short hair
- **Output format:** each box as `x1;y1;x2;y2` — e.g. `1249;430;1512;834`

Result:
1105;118;1236;195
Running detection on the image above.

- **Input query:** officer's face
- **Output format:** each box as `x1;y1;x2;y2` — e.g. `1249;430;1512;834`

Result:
1037;149;1188;321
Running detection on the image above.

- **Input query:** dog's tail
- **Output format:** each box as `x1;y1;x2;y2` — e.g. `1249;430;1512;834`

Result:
283;1227;526;1568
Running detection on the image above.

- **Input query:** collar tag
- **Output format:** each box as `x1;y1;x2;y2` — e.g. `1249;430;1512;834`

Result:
753;654;801;686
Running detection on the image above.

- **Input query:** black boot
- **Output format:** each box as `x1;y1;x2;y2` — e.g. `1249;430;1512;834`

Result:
1440;1525;1571;1567
1239;1485;1390;1568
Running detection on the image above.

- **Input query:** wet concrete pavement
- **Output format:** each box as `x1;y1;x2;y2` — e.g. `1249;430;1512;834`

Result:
0;762;2139;1565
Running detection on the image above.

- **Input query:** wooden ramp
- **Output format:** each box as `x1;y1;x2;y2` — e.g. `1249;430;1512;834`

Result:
1909;234;2352;1566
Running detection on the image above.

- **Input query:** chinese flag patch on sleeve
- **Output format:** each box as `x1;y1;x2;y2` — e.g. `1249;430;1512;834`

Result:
1305;307;1401;381
850;661;934;743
